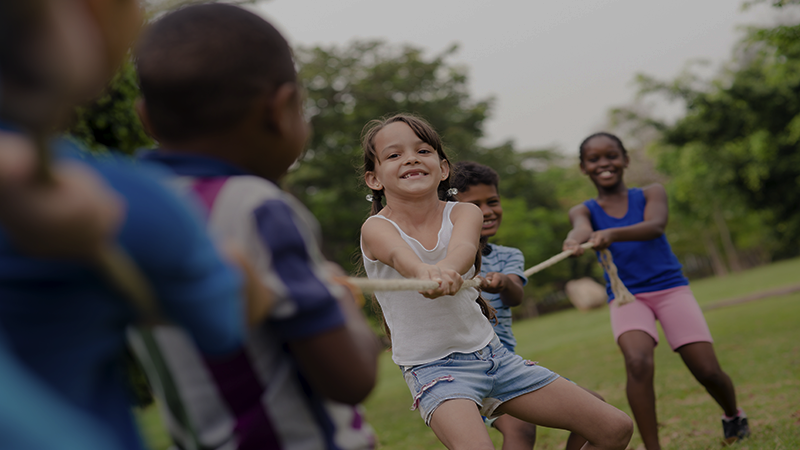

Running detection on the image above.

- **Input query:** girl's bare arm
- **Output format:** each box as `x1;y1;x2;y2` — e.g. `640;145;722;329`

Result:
438;202;482;276
361;217;426;278
563;203;594;256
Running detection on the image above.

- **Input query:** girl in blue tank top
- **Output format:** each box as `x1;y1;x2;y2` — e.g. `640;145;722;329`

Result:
562;133;749;449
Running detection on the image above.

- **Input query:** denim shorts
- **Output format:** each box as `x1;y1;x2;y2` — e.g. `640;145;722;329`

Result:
400;335;560;425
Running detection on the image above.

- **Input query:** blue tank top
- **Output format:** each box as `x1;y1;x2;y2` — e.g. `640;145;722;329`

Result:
584;188;688;301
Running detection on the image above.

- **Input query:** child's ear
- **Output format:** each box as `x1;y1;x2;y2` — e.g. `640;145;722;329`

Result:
364;171;382;191
269;82;302;137
440;159;450;181
579;161;587;175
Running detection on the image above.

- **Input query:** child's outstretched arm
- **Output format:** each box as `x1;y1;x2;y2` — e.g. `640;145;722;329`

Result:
0;132;124;260
564;184;669;255
288;262;380;405
435;202;483;295
481;273;524;307
563;204;595;256
362;206;480;298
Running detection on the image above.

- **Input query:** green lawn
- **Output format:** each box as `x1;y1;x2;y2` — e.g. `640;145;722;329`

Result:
136;257;800;450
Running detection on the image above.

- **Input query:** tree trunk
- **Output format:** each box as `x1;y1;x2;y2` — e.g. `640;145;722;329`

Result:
702;230;728;277
713;207;743;272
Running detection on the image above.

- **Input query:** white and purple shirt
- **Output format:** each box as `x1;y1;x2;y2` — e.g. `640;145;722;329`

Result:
130;151;375;450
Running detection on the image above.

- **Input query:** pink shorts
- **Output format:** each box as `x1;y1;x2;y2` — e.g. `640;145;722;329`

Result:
609;285;713;351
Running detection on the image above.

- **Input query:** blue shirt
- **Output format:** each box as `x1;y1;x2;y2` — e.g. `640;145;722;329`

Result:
584;187;688;301
0;130;245;450
480;243;528;352
0;329;124;450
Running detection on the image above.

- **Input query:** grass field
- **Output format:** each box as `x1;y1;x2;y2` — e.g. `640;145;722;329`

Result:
136;257;800;450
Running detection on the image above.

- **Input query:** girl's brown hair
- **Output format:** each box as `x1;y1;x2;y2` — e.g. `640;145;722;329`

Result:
359;114;496;341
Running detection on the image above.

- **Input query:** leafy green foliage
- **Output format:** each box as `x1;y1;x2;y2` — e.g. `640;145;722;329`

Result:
67;60;153;155
612;6;800;262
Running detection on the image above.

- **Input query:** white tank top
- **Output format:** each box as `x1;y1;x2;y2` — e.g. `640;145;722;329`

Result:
361;202;496;366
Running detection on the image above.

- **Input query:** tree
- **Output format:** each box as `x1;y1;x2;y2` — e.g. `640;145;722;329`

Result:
610;4;800;263
67;60;152;155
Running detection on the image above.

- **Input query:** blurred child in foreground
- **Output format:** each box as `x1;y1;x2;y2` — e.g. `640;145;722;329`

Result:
0;1;254;449
454;161;604;450
133;5;380;449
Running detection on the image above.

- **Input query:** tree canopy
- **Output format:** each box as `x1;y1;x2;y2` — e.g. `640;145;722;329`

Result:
611;4;800;262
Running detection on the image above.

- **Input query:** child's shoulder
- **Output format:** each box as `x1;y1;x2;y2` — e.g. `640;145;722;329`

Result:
568;202;592;216
639;183;666;195
451;201;481;221
361;213;398;237
217;175;286;208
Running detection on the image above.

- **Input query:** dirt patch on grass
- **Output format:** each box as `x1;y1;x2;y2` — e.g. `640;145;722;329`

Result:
702;283;800;311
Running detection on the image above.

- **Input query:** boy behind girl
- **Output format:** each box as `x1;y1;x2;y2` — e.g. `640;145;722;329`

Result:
131;5;380;449
453;161;539;449
453;161;597;450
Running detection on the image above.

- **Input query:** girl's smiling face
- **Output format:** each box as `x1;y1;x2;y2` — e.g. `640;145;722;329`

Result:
580;135;629;189
365;121;449;199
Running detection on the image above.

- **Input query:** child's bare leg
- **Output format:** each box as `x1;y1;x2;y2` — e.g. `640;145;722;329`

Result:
492;414;537;450
496;377;633;450
677;342;737;416
618;330;660;450
429;399;495;450
564;385;604;450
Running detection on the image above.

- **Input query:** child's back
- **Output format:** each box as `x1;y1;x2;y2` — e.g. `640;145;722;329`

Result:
132;5;379;449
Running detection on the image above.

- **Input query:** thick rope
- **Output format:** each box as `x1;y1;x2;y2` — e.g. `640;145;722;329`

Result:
597;249;636;306
522;242;594;277
347;241;636;307
345;277;483;294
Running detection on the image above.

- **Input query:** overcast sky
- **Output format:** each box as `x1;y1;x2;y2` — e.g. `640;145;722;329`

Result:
254;1;777;153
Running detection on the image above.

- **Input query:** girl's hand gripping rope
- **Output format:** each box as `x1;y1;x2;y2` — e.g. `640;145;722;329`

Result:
416;264;463;298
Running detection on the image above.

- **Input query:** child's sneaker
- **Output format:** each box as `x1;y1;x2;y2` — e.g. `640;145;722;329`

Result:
722;409;750;445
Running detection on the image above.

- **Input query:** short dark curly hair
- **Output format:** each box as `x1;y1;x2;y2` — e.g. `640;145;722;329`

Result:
135;3;296;141
451;161;499;194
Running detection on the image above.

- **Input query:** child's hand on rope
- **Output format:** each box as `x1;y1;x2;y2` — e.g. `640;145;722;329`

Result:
480;272;509;294
0;133;125;260
417;264;463;299
563;238;586;256
588;230;614;250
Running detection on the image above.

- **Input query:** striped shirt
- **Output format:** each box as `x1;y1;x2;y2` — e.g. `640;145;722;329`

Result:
131;152;375;450
480;243;528;352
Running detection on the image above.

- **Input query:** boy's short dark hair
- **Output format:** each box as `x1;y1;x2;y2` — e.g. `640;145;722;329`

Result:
452;161;499;194
135;4;296;141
